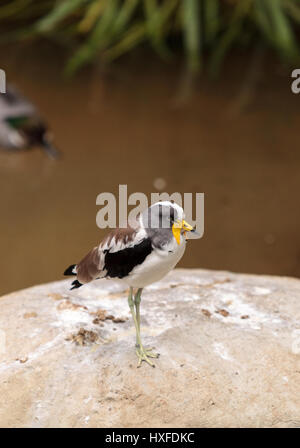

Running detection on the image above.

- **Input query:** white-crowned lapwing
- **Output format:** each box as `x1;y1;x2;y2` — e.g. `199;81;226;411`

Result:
64;201;197;367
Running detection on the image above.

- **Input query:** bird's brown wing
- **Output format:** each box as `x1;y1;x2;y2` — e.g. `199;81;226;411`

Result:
76;225;140;284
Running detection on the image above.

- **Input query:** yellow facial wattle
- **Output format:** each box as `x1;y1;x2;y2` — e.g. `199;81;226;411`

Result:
172;220;194;245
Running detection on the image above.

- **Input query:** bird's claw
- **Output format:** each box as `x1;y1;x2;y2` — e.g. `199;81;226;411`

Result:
136;345;159;368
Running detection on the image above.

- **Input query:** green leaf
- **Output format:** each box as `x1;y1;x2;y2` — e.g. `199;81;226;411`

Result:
0;0;34;19
112;0;140;35
143;0;178;59
254;0;299;60
1;0;300;76
209;0;252;75
78;0;106;33
103;22;146;61
65;0;120;75
203;0;219;45
285;0;300;23
35;0;87;33
182;0;201;72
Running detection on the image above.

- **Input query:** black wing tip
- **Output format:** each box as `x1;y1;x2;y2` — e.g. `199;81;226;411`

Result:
64;264;76;276
70;280;82;290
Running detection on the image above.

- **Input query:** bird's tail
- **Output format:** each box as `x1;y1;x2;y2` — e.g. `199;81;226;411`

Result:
64;264;77;276
70;280;82;290
41;140;61;160
63;264;83;289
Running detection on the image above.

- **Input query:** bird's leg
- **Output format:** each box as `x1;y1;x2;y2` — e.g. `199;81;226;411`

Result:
134;288;142;345
128;287;147;364
128;288;158;367
134;289;159;364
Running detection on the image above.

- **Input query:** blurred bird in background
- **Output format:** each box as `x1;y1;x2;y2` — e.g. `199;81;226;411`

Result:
0;85;60;159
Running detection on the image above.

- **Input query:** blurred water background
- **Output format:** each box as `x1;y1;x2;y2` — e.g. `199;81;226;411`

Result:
0;1;300;295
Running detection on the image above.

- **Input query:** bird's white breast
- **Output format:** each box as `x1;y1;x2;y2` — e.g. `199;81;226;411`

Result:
124;235;186;288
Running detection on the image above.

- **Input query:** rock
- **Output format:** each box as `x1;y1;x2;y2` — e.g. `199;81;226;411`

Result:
0;268;299;428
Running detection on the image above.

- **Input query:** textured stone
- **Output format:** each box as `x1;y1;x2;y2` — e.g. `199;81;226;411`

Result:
0;269;299;428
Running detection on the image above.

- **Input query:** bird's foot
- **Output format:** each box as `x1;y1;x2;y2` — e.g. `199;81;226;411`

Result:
135;344;159;368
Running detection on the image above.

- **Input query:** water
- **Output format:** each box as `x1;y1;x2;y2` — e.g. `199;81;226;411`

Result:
0;45;299;295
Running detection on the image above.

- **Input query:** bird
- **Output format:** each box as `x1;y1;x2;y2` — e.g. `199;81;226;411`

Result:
0;84;60;159
64;201;197;367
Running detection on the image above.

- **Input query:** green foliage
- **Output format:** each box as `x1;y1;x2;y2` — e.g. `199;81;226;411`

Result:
1;0;300;74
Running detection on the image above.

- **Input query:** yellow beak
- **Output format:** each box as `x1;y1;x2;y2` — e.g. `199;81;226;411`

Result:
172;220;194;245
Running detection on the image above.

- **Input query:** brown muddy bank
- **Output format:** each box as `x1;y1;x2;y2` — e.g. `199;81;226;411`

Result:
0;44;299;295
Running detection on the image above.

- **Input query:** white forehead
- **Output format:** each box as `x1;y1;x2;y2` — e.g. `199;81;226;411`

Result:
150;201;185;219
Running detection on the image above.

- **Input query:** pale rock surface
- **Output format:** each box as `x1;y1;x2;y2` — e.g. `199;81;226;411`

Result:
0;269;299;428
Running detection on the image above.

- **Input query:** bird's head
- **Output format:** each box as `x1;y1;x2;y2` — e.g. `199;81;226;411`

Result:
141;201;194;245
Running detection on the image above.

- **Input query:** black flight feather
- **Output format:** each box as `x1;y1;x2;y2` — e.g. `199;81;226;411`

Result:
104;238;153;279
64;264;76;276
70;280;83;290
